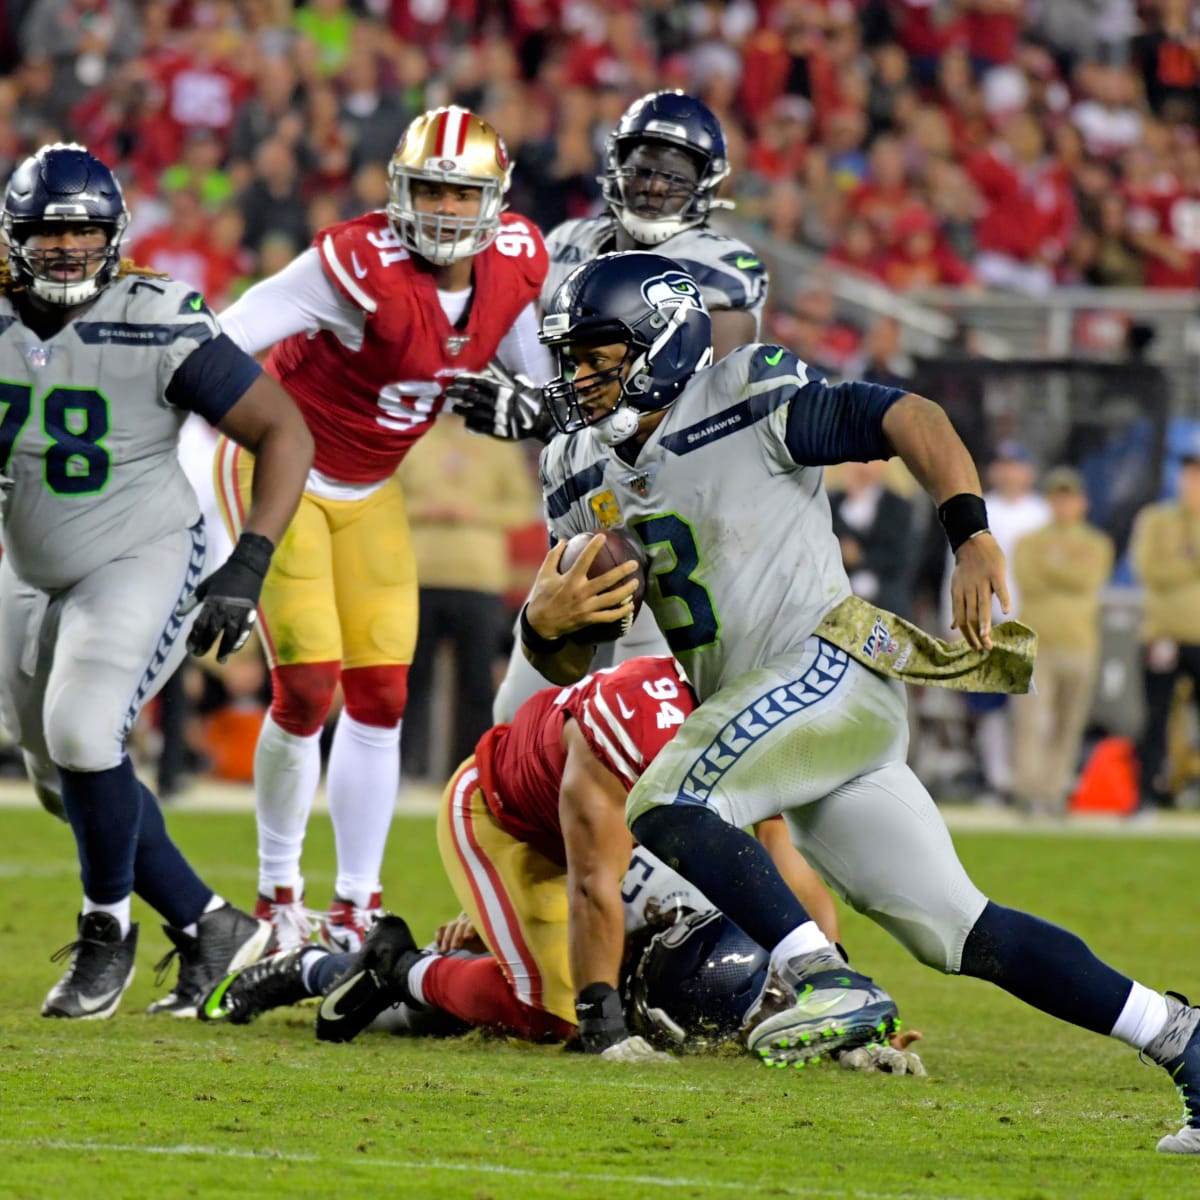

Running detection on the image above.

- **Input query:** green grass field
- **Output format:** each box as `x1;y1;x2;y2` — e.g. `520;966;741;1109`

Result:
3;806;1199;1200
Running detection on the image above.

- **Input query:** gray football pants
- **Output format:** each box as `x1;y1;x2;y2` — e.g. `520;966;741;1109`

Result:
626;636;989;972
0;522;206;815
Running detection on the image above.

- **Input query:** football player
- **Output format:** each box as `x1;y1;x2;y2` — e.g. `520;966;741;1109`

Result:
215;107;554;953
448;90;769;724
0;144;314;1018
521;250;1200;1151
200;655;866;1064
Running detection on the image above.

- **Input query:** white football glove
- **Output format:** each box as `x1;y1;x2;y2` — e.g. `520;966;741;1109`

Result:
445;361;554;443
598;1035;678;1065
836;1042;927;1076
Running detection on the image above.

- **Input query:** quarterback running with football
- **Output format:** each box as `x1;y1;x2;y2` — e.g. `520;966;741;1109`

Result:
0;144;313;1019
448;90;771;723
216;107;554;954
520;250;1200;1152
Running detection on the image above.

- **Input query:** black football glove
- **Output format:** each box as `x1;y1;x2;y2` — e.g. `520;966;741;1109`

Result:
445;362;555;443
177;531;274;663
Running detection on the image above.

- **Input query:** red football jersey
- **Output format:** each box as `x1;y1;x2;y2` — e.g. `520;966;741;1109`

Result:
265;210;548;483
1127;187;1200;289
474;657;696;865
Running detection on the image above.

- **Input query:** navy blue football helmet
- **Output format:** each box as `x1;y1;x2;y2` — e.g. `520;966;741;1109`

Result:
601;91;731;246
539;251;713;443
2;143;129;306
630;910;769;1049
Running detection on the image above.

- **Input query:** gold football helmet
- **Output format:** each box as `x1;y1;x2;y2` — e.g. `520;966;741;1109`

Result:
386;106;512;265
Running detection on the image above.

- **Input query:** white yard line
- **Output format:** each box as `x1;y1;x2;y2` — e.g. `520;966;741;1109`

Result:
0;1138;971;1200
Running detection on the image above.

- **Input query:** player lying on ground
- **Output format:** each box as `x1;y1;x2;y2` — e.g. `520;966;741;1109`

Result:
519;248;1200;1152
0;144;313;1018
201;656;915;1068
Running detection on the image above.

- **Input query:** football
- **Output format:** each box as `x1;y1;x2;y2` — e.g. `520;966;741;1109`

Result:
557;527;648;644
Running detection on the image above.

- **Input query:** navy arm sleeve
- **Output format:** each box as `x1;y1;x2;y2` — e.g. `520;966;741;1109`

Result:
165;332;263;424
783;378;907;465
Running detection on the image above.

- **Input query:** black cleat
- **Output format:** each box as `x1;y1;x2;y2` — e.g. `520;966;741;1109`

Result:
147;903;274;1018
42;912;138;1020
315;914;425;1043
1145;992;1200;1154
200;945;313;1024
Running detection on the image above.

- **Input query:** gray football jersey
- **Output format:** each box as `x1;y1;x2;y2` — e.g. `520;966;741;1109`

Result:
542;217;768;333
0;275;217;591
539;346;852;700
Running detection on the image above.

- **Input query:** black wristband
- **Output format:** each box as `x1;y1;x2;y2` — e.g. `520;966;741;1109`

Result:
576;981;627;1053
520;603;567;656
229;531;275;579
937;493;990;554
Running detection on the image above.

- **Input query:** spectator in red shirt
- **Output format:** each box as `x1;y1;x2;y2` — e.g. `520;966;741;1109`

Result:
967;110;1076;293
877;202;976;289
129;186;245;304
747;95;814;182
1127;137;1200;290
1132;0;1200;125
963;0;1025;71
849;133;914;246
825;214;883;279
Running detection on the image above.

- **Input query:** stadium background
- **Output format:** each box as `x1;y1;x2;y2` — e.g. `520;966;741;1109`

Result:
1;0;1199;807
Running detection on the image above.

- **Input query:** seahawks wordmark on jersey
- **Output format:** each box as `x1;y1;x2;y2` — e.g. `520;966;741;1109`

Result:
543;217;768;333
539;346;856;701
0;276;221;591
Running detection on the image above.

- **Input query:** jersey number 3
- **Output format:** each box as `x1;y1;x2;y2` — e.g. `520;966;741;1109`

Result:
0;381;110;495
631;513;721;655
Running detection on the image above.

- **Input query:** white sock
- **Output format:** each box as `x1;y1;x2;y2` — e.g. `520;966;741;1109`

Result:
83;895;132;938
180;894;226;939
1110;982;1170;1049
406;953;435;1007
769;921;832;977
255;714;322;896
327;712;400;908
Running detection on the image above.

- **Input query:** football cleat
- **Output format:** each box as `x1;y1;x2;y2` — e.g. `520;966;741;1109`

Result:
201;945;313;1024
42;912;138;1020
318;892;381;955
146;903;274;1017
1144;992;1200;1154
254;886;314;954
742;948;899;1069
316;914;425;1043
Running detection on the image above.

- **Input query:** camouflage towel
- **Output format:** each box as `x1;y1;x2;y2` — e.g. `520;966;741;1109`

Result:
814;594;1038;694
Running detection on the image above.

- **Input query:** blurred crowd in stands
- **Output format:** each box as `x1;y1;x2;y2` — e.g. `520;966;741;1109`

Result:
0;0;1197;312
2;0;1199;812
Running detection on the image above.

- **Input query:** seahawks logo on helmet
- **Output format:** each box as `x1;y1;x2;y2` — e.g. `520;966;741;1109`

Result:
640;270;707;316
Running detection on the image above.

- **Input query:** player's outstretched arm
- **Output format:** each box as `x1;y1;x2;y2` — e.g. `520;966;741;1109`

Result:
881;393;1010;650
180;375;313;662
560;722;634;1002
560;722;673;1064
217;373;314;547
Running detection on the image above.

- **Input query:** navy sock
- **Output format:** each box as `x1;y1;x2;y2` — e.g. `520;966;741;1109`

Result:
59;757;143;903
959;901;1134;1035
134;781;213;929
631;806;812;952
308;950;360;996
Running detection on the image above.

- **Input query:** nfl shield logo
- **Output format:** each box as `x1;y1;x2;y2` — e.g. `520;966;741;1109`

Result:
25;344;50;368
446;334;471;356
